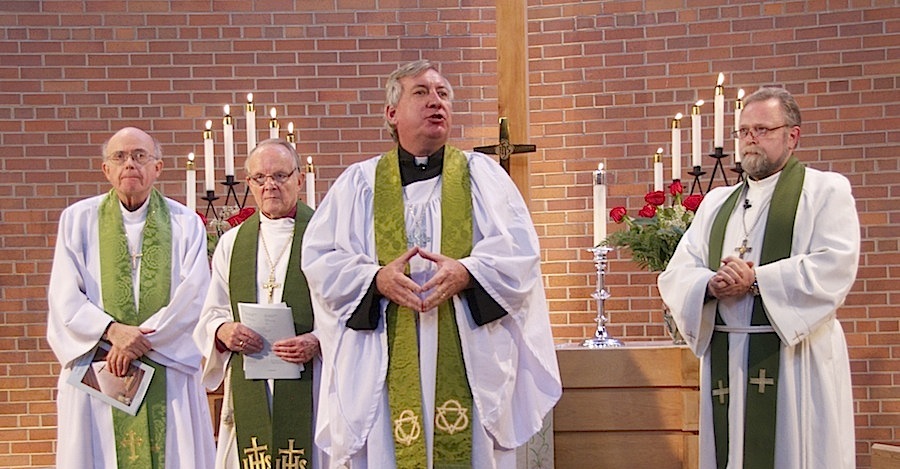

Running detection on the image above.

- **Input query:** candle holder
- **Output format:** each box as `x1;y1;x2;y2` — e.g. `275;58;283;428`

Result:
688;165;706;195
203;178;248;236
706;147;731;192
731;161;745;183
583;246;622;348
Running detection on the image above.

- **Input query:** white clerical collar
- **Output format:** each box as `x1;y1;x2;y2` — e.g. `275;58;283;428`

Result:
260;211;295;228
747;170;782;191
119;196;150;222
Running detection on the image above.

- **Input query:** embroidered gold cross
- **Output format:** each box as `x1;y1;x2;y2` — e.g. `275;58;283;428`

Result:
242;436;269;469
263;274;281;304
712;379;729;404
277;439;308;469
749;368;775;393
735;239;752;259
120;429;144;462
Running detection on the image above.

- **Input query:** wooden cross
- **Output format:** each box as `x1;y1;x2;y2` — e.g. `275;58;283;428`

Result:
735;239;752;259
474;117;536;174
749;368;775;394
712;379;730;405
262;274;281;303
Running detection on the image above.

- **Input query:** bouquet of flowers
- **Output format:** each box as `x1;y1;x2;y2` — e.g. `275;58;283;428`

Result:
198;206;256;258
604;181;703;272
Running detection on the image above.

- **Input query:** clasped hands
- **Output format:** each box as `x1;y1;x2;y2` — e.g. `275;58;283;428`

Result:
216;322;319;365
707;255;756;300
376;246;469;313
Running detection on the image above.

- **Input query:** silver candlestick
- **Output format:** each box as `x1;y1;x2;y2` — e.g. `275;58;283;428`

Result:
583;246;622;348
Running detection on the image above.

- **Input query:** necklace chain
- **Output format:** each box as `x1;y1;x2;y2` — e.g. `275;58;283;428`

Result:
735;183;767;259
259;227;292;303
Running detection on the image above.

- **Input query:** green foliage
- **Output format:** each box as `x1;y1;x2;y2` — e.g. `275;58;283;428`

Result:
604;203;695;272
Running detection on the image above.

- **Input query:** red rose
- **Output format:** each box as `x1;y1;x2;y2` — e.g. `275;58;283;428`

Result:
638;204;657;218
227;207;257;227
610;206;627;223
644;190;666;206
197;211;208;227
682;194;704;212
669;180;684;196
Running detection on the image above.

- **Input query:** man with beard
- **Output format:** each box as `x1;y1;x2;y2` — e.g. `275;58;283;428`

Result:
658;87;859;468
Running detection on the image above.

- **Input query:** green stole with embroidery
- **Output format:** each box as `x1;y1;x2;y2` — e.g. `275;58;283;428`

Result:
98;188;170;469
374;146;474;469
707;156;805;469
228;202;315;469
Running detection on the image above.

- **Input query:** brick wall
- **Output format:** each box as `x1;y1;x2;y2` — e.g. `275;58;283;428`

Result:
0;0;896;467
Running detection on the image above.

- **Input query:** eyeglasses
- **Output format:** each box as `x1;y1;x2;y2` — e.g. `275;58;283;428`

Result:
732;125;789;140
248;168;298;186
106;150;157;165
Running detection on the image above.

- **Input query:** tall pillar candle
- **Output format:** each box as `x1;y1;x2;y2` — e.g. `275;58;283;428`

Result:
286;122;296;149
734;89;745;163
691;100;704;167
714;73;725;148
245;93;256;154
653;148;664;191
203;120;215;192
593;162;607;246
306;156;315;209
671;113;683;181
268;107;279;139
186;152;196;212
223;105;235;177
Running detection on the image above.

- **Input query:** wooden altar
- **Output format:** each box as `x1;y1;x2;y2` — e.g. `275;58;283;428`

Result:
554;342;700;469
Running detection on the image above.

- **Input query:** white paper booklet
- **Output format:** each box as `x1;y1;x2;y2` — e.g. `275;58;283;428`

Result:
237;302;303;380
67;341;155;416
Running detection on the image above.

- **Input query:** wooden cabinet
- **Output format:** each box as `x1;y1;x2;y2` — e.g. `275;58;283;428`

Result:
554;343;700;469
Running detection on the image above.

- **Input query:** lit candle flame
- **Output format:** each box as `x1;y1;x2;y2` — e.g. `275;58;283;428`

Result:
205;120;212;130
188;152;194;162
737;89;745;100
270;107;277;119
288;122;294;134
674;113;683;121
695;100;704;107
717;73;724;87
247;93;253;103
224;104;230;115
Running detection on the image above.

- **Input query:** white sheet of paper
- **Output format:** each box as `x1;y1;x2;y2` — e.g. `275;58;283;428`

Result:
237;302;303;380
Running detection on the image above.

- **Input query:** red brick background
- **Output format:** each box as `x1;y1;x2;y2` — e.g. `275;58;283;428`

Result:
1;1;897;467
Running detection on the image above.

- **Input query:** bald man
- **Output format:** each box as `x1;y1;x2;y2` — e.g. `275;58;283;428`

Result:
47;127;215;468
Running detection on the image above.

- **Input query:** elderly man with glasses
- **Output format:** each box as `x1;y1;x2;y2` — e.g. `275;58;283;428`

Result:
193;138;326;469
47;126;215;468
659;88;860;469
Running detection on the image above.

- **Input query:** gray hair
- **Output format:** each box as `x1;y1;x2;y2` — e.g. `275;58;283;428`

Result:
383;59;454;142
744;87;802;128
245;138;302;173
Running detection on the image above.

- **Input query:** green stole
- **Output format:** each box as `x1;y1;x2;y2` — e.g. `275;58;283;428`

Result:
228;202;316;469
98;188;170;469
707;157;805;469
374;146;474;469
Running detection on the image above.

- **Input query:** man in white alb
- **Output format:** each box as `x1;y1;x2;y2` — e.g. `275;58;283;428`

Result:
658;87;859;469
47;126;215;468
193;138;326;469
302;59;561;469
